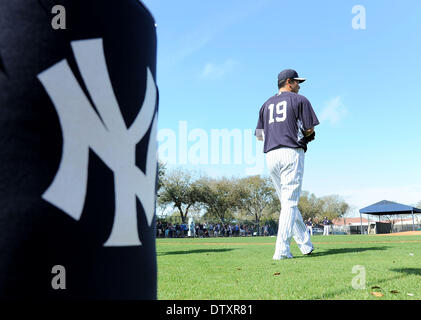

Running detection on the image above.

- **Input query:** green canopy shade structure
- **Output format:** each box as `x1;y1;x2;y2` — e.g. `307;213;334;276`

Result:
359;200;421;234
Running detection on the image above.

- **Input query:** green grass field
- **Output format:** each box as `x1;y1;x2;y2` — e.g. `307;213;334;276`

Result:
156;235;421;300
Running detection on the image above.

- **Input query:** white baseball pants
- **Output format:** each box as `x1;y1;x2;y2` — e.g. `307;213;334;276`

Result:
266;147;313;259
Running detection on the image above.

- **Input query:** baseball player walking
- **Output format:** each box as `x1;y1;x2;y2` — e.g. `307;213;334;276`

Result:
255;69;319;260
306;218;313;236
323;217;330;235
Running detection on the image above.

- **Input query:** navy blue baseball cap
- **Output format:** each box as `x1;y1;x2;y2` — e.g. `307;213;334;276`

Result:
278;69;306;83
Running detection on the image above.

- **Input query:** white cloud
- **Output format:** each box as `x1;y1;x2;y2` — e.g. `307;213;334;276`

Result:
200;59;239;79
160;1;272;67
319;96;348;126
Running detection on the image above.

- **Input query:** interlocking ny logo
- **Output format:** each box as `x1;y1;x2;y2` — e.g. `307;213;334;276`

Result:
37;38;157;247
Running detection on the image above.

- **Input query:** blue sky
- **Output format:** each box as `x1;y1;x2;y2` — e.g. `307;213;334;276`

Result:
142;0;421;216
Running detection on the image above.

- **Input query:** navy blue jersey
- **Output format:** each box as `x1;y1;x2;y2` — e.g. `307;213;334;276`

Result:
255;92;319;153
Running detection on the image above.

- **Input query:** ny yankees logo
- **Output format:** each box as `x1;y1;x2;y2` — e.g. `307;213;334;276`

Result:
37;38;157;247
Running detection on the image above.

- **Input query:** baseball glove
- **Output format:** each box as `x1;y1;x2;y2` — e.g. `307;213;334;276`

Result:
303;131;315;143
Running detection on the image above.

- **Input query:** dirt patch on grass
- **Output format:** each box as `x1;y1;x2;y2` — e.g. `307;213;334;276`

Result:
376;231;421;236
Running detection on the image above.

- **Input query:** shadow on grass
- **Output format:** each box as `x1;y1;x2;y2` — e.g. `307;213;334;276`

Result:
307;253;421;300
301;246;389;258
309;273;406;300
310;268;420;300
157;248;236;256
390;268;421;276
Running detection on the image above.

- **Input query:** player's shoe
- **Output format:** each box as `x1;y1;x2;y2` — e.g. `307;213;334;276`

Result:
304;246;314;256
273;253;293;260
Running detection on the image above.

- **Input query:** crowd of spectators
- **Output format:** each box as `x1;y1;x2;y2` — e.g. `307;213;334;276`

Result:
155;221;275;238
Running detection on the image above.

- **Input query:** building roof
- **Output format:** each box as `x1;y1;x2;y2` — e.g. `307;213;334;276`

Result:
359;200;421;215
332;217;420;227
332;218;369;226
392;217;421;225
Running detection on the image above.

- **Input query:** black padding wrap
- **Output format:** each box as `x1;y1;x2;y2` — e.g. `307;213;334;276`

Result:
0;0;158;299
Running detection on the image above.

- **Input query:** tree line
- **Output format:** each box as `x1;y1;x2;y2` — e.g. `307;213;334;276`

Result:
157;162;350;227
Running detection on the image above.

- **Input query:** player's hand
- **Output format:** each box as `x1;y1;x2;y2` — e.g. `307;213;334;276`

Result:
303;131;315;143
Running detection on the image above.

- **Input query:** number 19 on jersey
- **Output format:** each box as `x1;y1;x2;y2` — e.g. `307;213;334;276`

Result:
268;101;287;124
